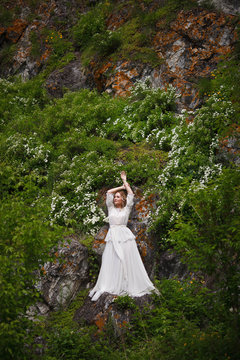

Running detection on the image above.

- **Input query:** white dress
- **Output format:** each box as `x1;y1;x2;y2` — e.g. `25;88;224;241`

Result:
89;193;156;301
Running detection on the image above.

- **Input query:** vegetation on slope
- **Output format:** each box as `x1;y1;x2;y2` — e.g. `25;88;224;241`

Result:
0;0;240;359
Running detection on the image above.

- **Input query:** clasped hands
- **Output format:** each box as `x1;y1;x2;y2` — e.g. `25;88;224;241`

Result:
120;171;129;189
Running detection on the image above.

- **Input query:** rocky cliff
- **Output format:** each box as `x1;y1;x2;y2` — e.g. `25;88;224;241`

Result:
1;0;240;339
1;0;239;110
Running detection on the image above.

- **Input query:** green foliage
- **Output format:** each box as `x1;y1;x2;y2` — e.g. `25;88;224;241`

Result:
30;30;42;59
72;2;123;65
0;5;13;26
39;89;125;140
91;30;122;57
80;234;95;249
114;295;137;311
197;76;212;98
117;144;167;187
233;19;240;61
110;16;162;66
45;327;99;360
0;43;17;67
45;30;74;60
0;77;49;132
108;279;240;360
71;0;165;66
149;87;236;246
209;62;240;122
0;195;64;359
170;169;240;310
0;19;239;356
197;24;240;121
101;80;177;143
46;289;88;331
38;289;115;360
72;4;107;49
141;0;198;29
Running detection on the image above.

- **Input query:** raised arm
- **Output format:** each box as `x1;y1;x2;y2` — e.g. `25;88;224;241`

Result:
107;184;125;194
120;171;133;195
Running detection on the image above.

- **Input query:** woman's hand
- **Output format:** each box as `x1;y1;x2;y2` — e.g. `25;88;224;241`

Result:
120;171;133;194
120;171;127;182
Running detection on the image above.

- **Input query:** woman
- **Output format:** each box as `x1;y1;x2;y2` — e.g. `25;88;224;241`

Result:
89;171;156;301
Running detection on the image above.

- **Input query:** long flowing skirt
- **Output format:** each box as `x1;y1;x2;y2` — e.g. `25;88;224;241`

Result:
89;226;155;301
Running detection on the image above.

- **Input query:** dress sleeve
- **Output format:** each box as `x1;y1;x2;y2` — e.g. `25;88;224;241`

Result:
126;193;134;208
106;192;114;208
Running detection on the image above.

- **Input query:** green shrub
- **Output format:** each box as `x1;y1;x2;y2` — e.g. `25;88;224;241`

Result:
0;77;49;132
0;43;16;67
92;30;122;57
45;30;74;60
114;295;137;311
0;5;13;26
149;86;236;246
170;168;240;311
0;196;64;359
72;5;106;49
101;80;177;143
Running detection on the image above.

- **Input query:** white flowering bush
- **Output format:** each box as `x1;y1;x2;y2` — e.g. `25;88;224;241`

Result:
5;133;52;169
149;89;236;245
1;76;236;240
0;77;48;130
101;80;178;143
49;152;122;234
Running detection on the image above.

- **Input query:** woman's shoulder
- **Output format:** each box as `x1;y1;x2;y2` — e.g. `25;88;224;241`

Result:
126;193;134;207
106;192;114;207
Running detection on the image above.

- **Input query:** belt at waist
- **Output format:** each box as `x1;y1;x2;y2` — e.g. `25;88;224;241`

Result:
110;224;127;228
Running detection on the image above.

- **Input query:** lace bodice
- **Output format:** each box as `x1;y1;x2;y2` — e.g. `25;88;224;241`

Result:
106;193;134;226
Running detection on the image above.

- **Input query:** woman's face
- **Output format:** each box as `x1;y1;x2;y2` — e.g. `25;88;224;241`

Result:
114;192;123;208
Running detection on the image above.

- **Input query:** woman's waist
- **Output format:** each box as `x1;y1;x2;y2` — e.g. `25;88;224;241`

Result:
109;224;127;227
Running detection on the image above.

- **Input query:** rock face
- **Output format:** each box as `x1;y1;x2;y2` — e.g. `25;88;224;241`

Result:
74;292;154;335
1;2;238;109
28;237;89;318
46;57;95;97
40;237;89;311
93;8;237;109
198;0;240;15
5;19;28;43
218;129;240;166
157;250;188;280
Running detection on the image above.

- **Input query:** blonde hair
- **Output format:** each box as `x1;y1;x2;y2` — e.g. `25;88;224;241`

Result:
114;190;127;207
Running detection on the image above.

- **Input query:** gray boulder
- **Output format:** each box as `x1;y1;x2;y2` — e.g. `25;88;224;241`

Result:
28;237;89;318
46;57;95;97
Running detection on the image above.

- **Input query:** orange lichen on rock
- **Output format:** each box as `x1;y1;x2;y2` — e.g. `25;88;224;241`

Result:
152;9;236;107
93;61;116;91
93;238;106;248
93;227;108;249
106;5;131;31
97;8;236;106
6;19;28;43
111;70;133;96
14;46;31;68
40;48;52;63
0;27;5;37
139;243;147;258
219;124;240;157
93;59;141;97
95;313;108;332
